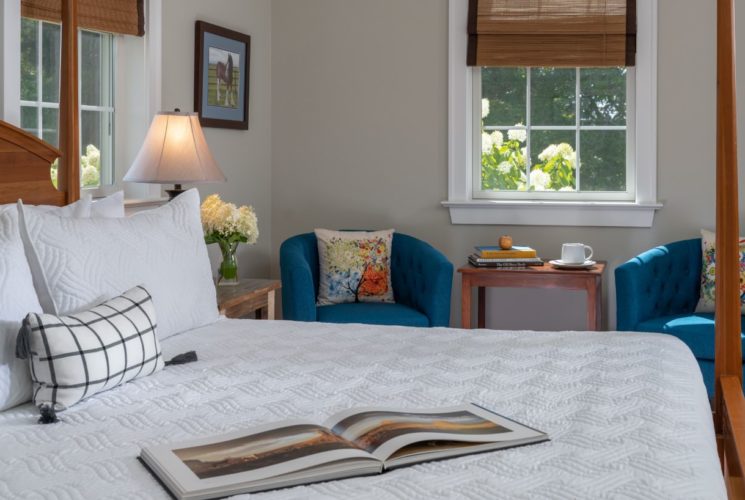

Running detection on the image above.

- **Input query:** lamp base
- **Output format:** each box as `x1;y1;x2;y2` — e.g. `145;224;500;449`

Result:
166;184;185;201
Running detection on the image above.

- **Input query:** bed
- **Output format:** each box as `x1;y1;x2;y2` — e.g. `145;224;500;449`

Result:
0;320;726;498
1;0;744;498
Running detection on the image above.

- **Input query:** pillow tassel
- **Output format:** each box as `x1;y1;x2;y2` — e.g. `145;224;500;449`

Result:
38;403;59;424
165;351;198;366
15;316;31;360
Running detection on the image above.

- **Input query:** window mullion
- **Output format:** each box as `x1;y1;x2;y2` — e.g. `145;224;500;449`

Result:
575;68;581;192
526;68;532;186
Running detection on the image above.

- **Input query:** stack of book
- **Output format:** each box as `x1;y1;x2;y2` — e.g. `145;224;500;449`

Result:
469;246;543;268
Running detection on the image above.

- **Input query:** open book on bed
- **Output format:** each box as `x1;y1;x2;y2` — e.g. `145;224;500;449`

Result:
140;403;548;499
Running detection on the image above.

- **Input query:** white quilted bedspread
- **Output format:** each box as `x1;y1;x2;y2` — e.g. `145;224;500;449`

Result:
0;319;725;499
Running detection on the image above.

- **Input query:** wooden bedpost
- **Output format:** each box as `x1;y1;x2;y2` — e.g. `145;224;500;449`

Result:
58;0;80;202
714;0;741;426
715;0;745;494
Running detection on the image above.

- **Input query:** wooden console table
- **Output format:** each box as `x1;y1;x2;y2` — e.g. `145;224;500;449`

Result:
458;262;606;331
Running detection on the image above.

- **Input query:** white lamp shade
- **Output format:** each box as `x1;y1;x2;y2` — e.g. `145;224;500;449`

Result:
124;112;226;184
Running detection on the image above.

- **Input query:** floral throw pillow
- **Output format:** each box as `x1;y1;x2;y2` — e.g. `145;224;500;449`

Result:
695;229;745;313
315;229;395;306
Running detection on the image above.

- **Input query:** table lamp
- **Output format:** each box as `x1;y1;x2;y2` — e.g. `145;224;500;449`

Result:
124;110;226;200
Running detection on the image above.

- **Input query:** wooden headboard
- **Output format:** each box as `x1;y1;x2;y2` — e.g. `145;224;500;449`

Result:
0;120;70;206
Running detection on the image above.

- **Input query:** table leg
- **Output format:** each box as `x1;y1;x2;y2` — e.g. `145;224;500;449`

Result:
461;277;472;329
586;278;601;331
267;290;276;320
478;287;486;329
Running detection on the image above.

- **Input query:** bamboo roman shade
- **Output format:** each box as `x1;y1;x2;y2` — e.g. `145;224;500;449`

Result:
468;0;636;67
21;0;144;36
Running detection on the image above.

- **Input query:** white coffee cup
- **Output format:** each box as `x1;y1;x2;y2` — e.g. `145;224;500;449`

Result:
562;243;593;264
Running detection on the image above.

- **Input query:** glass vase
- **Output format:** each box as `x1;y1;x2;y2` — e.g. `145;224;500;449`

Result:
218;240;240;286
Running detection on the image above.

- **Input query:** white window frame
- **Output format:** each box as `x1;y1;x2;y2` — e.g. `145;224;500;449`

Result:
474;67;635;202
20;21;116;190
443;0;661;227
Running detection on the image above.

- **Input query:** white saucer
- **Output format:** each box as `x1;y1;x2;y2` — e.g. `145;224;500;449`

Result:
549;259;597;269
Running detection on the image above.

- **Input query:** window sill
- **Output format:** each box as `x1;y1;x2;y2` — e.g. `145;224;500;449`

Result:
441;200;663;227
124;197;168;215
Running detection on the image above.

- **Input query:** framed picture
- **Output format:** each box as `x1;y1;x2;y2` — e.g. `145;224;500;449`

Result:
194;21;250;130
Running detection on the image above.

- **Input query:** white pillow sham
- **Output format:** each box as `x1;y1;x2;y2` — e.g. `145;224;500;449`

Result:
0;192;123;412
18;189;219;340
5;190;125;218
18;191;125;316
0;207;42;411
0;207;43;320
3;196;90;217
89;191;125;218
0;320;32;411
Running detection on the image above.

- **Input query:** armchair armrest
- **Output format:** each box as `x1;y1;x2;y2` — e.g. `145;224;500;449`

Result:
615;239;701;330
392;235;453;327
279;237;317;322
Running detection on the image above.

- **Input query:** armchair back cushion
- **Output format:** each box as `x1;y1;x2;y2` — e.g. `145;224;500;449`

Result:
615;239;702;331
391;234;453;327
279;233;319;322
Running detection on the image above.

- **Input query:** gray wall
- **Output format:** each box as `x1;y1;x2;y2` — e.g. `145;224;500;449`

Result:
270;0;745;329
162;0;272;279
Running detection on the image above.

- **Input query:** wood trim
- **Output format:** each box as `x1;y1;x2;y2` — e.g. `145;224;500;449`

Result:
714;0;741;430
722;376;745;497
625;0;637;65
0;120;64;205
714;0;745;492
58;0;80;203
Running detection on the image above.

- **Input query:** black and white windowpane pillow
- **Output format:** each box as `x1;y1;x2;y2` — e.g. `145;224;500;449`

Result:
18;286;164;410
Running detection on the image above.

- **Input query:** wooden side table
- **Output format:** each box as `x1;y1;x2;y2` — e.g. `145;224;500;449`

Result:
458;262;606;331
217;279;281;319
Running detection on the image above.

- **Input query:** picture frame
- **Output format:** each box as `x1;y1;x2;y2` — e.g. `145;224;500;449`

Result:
194;21;251;130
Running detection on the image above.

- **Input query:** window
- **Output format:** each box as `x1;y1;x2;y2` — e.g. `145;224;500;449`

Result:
477;67;633;201
445;0;661;227
20;18;114;190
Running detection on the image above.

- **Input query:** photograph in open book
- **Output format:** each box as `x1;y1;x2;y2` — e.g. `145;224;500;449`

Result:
173;425;356;479
330;410;510;453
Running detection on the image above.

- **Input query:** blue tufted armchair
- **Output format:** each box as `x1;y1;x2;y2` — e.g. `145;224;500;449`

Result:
280;232;453;327
615;238;745;396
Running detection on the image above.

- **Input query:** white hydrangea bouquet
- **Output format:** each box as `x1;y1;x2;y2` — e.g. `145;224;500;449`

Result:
201;194;259;285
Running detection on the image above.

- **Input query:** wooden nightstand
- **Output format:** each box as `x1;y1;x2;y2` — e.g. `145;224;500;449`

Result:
217;279;281;319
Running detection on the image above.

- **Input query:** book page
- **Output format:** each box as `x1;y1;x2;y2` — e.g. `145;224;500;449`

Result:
324;404;545;462
172;424;364;480
142;419;378;497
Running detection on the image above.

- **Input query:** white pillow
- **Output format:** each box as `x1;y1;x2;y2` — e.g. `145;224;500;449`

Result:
0;207;43;411
0;194;120;412
0;207;43;319
3;196;91;217
19;189;219;340
17;286;164;414
90;191;125;218
0;320;32;411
